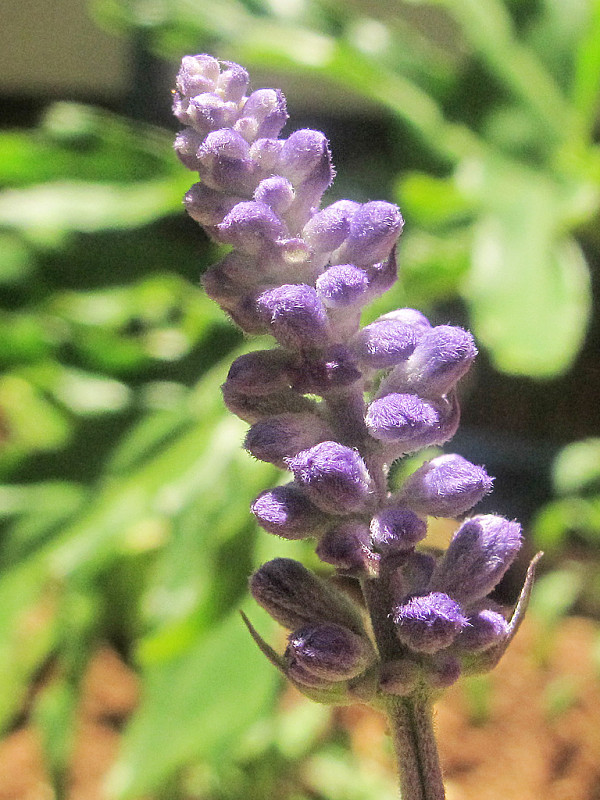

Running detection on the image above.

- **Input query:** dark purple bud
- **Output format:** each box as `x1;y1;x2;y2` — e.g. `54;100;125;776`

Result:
379;658;420;696
288;442;373;514
427;653;461;688
175;54;220;98
335;201;404;267
254;177;295;214
302;200;359;252
222;383;316;424
281;129;334;187
250;557;364;632
216;60;250;103
316;521;379;577
432;515;522;604
455;609;508;653
316;265;370;309
286;622;375;683
351;319;418;370
184;183;241;227
288;346;361;395
174;128;205;170
225;349;291;396
256;284;329;350
251;483;325;539
393;592;467;653
218;201;285;253
244;413;333;467
399;454;493;518
400;325;477;397
366;392;460;452
370;508;427;554
235;89;288;141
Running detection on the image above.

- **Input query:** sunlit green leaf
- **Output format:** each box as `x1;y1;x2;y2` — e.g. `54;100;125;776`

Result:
552;438;600;495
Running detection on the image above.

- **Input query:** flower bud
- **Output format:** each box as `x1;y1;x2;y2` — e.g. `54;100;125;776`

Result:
186;93;238;135
250;557;364;632
225;349;291;396
222;383;316;424
217;201;285;254
426;653;461;688
334;201;404;267
175;54;220;98
393;592;467;653
244;413;333;467
184;183;241;227
432;515;522;604
286;623;375;683
288;441;372;514
370;508;427;554
236;89;288;141
351;319;418;370
288;346;361;396
302;200;359;252
455;609;508;652
398;454;493;518
316;521;379;576
281;129;333;187
216;61;250;103
251;483;325;538
256;284;330;350
173;128;205;170
376;308;431;333
249;137;284;171
363;251;398;300
197;129;254;192
316;265;370;309
254;177;295;214
365;392;460;452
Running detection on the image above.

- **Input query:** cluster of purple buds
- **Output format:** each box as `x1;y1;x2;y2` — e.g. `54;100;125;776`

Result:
174;55;538;704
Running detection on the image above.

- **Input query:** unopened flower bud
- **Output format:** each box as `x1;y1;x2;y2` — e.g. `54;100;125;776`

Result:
455;608;508;652
236;89;288;141
334;201;404;267
432;515;522;604
399;454;493;518
244;413;333;467
365;392;460;451
281;129;333;187
222;383;316;424
218;201;285;254
186;93;238;135
370;508;427;554
376;308;431;333
302;200;359;252
249;137;284;171
251;483;325;538
250;557;364;632
175;54;220;98
184;183;241;227
316;265;370;309
393;591;467;653
426;653;461;688
286;622;375;683
352;319;418;370
316;521;379;576
288;345;361;395
197;129;254;192
216;61;250;103
288;441;372;514
254;177;295;214
256;284;330;350
225;349;291;396
173;128;204;170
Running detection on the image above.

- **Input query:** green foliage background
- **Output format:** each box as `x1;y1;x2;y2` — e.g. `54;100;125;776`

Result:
1;0;599;797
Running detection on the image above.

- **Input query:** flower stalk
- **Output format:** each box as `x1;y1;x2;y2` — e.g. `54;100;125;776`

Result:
172;54;540;799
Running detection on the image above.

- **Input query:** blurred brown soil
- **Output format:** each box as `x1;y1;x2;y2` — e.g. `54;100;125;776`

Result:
2;616;600;799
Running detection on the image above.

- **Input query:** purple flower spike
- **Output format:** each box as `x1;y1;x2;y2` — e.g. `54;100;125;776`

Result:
399;454;494;518
244;412;333;467
316;521;379;576
316;265;370;309
251;483;325;539
286;622;375;683
288;441;372;514
432;515;522;604
456;609;508;652
370;508;427;554
393;592;467;653
302;200;359;253
218;201;285;253
352;319;418;370
250;557;364;633
335;201;404;267
256;284;329;350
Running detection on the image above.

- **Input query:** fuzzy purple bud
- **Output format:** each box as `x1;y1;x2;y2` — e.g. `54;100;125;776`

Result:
315;265;370;309
288;442;373;514
399;454;493;518
218;201;285;253
455;609;509;652
302;200;359;252
250;557;364;633
216;60;250;102
184;183;241;227
352;319;418;370
370;508;427;554
256;284;329;350
286;622;375;684
379;659;420;696
281;129;333;187
225;349;291;396
186;93;238;135
366;392;459;452
334;201;404;267
175;54;220;97
251;483;325;539
222;384;316;424
432;515;522;604
197;129;254;192
254;177;295;214
316;521;379;576
244;413;333;467
237;89;288;141
427;653;462;688
393;592;467;653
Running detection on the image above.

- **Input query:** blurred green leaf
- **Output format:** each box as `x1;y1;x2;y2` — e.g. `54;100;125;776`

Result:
529;567;582;624
553;438;600;495
533;496;600;552
571;0;600;136
107;606;280;800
